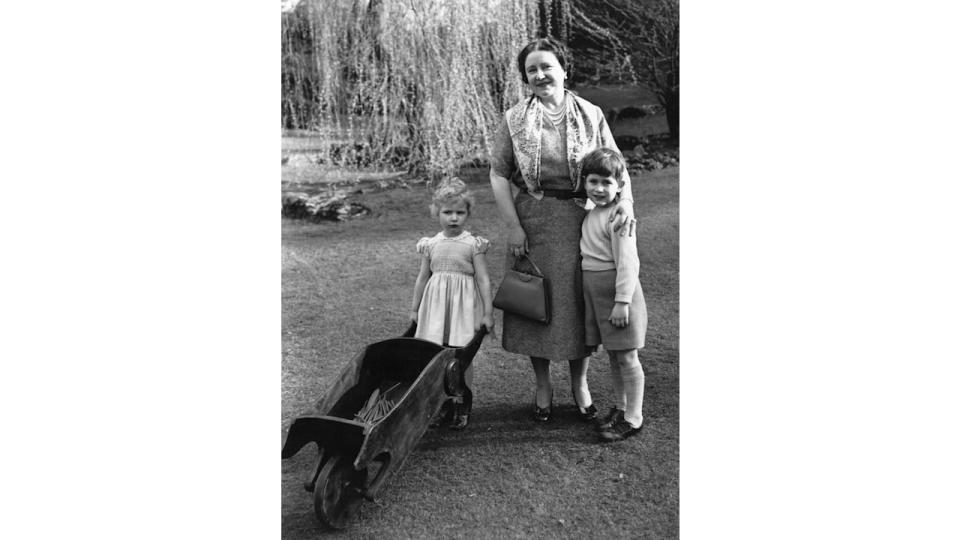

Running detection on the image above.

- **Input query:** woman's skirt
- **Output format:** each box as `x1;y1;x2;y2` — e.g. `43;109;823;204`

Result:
501;191;590;361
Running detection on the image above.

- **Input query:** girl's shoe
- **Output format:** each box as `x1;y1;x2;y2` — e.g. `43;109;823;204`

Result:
449;409;470;431
450;389;472;431
598;418;642;442
430;400;454;428
595;408;625;432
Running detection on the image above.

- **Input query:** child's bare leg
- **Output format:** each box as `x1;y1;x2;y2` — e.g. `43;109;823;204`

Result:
464;362;474;392
612;348;644;428
450;363;474;406
449;361;475;431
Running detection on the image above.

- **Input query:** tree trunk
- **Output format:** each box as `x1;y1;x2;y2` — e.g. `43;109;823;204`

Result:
663;90;679;140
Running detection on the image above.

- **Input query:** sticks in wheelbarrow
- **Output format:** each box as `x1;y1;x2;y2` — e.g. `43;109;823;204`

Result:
354;382;406;424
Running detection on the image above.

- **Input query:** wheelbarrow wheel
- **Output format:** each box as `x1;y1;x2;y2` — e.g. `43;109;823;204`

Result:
313;454;366;529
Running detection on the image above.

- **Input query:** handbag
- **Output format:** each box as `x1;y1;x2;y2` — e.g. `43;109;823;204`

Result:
493;255;550;323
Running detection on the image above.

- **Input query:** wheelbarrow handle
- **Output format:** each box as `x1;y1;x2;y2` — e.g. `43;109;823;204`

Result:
455;325;488;363
402;322;488;354
402;321;418;338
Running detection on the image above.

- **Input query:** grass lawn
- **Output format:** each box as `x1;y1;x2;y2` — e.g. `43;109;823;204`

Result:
282;165;678;538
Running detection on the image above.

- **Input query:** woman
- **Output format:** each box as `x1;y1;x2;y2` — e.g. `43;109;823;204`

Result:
489;37;636;422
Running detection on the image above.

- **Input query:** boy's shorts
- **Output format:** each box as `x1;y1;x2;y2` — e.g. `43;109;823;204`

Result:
583;269;648;351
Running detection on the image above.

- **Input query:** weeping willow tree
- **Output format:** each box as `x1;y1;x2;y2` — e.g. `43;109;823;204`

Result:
281;0;676;174
282;0;552;177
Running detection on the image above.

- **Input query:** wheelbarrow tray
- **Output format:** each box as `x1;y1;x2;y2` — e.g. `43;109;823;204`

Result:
282;324;485;528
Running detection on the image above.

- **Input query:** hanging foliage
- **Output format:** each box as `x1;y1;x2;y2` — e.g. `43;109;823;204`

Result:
282;0;545;177
281;0;675;174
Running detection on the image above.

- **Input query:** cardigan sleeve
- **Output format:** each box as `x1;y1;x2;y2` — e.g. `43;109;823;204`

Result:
609;222;640;303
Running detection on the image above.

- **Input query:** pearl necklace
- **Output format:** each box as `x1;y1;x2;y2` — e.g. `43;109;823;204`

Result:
543;102;566;128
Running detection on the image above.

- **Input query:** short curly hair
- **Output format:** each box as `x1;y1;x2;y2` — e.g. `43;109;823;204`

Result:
429;177;475;217
516;37;571;84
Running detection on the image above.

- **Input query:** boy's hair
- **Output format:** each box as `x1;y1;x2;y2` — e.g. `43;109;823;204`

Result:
516;37;571;84
430;177;475;217
579;147;627;188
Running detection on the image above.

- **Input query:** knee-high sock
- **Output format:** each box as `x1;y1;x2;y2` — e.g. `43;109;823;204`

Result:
609;356;626;410
619;355;644;427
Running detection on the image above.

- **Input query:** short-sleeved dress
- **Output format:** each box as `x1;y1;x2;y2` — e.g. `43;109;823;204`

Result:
415;231;490;347
490;94;624;361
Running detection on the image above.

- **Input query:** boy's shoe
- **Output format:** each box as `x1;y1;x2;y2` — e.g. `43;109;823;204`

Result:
598;418;642;442
595;408;625;432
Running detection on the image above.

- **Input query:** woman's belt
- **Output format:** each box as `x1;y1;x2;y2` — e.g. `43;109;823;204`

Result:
539;189;586;200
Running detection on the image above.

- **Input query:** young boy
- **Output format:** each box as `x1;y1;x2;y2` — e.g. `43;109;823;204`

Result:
578;147;649;442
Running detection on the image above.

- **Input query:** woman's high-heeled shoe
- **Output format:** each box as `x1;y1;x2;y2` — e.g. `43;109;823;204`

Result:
572;389;599;422
577;403;598;422
533;390;552;422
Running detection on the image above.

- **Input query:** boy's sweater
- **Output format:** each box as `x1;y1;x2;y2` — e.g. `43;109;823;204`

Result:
580;203;640;303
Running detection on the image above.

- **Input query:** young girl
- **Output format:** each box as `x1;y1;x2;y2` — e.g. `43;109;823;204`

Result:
578;148;649;442
410;177;494;430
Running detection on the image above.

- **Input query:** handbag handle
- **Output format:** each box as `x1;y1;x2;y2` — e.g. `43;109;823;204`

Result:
513;254;544;277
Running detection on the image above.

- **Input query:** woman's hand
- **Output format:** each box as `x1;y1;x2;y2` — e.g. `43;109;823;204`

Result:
610;199;637;238
508;225;529;258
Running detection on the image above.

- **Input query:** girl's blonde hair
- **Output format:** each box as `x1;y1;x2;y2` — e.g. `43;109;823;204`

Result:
430;177;475;217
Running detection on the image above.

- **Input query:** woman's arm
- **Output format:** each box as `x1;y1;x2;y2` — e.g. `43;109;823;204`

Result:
489;116;528;257
490;169;528;256
611;198;637;238
473;253;495;331
410;257;432;322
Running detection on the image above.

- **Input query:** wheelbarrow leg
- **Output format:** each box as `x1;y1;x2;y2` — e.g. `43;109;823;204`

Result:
303;446;326;493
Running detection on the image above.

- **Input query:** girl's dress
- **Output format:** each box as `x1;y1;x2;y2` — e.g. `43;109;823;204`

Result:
415;231;490;347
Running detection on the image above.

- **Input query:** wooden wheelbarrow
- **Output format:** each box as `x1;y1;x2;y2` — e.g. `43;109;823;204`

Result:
281;323;487;529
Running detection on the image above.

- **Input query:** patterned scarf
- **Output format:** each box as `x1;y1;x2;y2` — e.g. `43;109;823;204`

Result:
505;90;602;200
